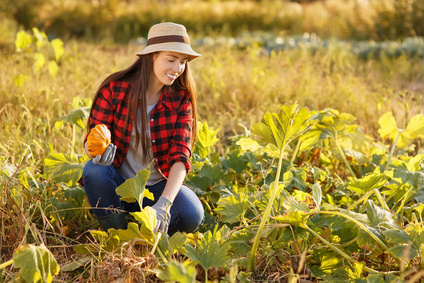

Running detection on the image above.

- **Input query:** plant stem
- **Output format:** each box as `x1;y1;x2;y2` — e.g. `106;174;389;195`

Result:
249;144;287;273
334;136;356;180
71;124;76;160
315;211;389;250
348;189;390;211
304;224;398;275
386;130;402;171
290;139;301;164
0;259;13;270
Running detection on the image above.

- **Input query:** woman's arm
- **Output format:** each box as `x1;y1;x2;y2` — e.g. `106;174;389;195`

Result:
161;161;186;202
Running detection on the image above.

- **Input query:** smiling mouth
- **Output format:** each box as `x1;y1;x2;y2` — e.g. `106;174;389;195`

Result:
166;73;178;80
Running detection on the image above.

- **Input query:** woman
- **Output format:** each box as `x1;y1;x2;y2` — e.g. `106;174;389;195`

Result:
82;22;204;235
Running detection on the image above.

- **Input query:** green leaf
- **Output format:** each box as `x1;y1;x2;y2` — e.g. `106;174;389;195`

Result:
115;169;154;209
392;159;424;188
157;259;197;283
184;230;230;271
236;137;262;152
252;103;313;152
51;38;64;61
378;113;424;148
366;201;399;229
127;207;157;242
346;171;389;195
58;106;90;129
13;244;60;283
383;229;418;260
44;148;88;186
346;261;364;279
274;210;308;228
196;121;219;158
215;192;251;224
61;257;91;272
13;74;29;87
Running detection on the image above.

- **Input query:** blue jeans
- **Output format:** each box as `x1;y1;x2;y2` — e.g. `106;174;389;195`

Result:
82;160;204;235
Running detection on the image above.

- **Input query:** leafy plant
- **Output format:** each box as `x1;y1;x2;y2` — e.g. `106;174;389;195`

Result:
249;102;314;272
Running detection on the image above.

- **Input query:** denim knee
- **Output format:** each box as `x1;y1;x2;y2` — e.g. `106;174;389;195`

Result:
82;160;125;217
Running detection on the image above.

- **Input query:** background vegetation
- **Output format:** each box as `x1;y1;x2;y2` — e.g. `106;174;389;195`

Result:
1;0;424;282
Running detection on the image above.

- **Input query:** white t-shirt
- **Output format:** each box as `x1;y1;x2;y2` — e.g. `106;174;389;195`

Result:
117;103;165;185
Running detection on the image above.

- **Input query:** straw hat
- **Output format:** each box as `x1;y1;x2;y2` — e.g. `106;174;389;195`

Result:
136;22;201;61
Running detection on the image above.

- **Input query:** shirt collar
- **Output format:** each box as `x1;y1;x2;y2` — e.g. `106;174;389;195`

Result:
157;87;183;110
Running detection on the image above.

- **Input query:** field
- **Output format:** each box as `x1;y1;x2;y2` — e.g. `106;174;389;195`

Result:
1;0;424;282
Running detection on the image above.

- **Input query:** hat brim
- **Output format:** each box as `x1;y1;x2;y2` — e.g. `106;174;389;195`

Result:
136;43;201;61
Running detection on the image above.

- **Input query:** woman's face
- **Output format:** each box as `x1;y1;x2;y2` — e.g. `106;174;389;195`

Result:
152;51;188;87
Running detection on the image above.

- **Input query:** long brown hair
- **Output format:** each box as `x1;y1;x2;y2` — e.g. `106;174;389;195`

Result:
87;53;198;164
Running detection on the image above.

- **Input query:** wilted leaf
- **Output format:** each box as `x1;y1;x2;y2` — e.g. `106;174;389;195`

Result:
13;244;60;283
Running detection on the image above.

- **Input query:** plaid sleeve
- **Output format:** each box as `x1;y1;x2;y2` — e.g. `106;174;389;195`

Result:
84;83;115;144
168;93;193;173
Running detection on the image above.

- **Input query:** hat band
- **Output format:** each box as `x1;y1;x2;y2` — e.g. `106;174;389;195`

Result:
146;35;190;46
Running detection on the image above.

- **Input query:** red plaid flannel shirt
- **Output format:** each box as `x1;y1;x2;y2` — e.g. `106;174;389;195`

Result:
85;80;193;178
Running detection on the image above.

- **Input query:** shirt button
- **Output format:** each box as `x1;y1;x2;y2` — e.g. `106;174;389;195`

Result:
155;159;158;162
151;118;154;122
152;140;155;143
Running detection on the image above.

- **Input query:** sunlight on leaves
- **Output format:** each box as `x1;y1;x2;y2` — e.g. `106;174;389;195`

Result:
157;259;197;283
115;169;154;209
215;192;251;224
185;230;230;271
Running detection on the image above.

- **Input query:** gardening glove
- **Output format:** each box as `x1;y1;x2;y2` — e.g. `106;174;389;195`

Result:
92;143;116;166
151;196;172;234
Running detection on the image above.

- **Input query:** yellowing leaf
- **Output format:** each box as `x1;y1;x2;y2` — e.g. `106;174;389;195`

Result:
34;53;46;73
130;206;157;242
157;259;197;283
115;169;154;208
15;30;33;52
215;192;251;224
13;244;60;283
48;61;59;77
51;38;64;61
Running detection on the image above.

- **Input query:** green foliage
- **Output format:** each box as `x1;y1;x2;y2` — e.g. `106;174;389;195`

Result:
115;168;154;209
157;259;197;283
13;244;60;283
185;229;230;274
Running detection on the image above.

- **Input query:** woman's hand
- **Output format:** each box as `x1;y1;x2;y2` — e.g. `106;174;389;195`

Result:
151;196;172;233
85;143;117;166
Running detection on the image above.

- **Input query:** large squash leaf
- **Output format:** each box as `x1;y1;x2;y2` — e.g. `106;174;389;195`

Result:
115;169;154;208
13;244;60;283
